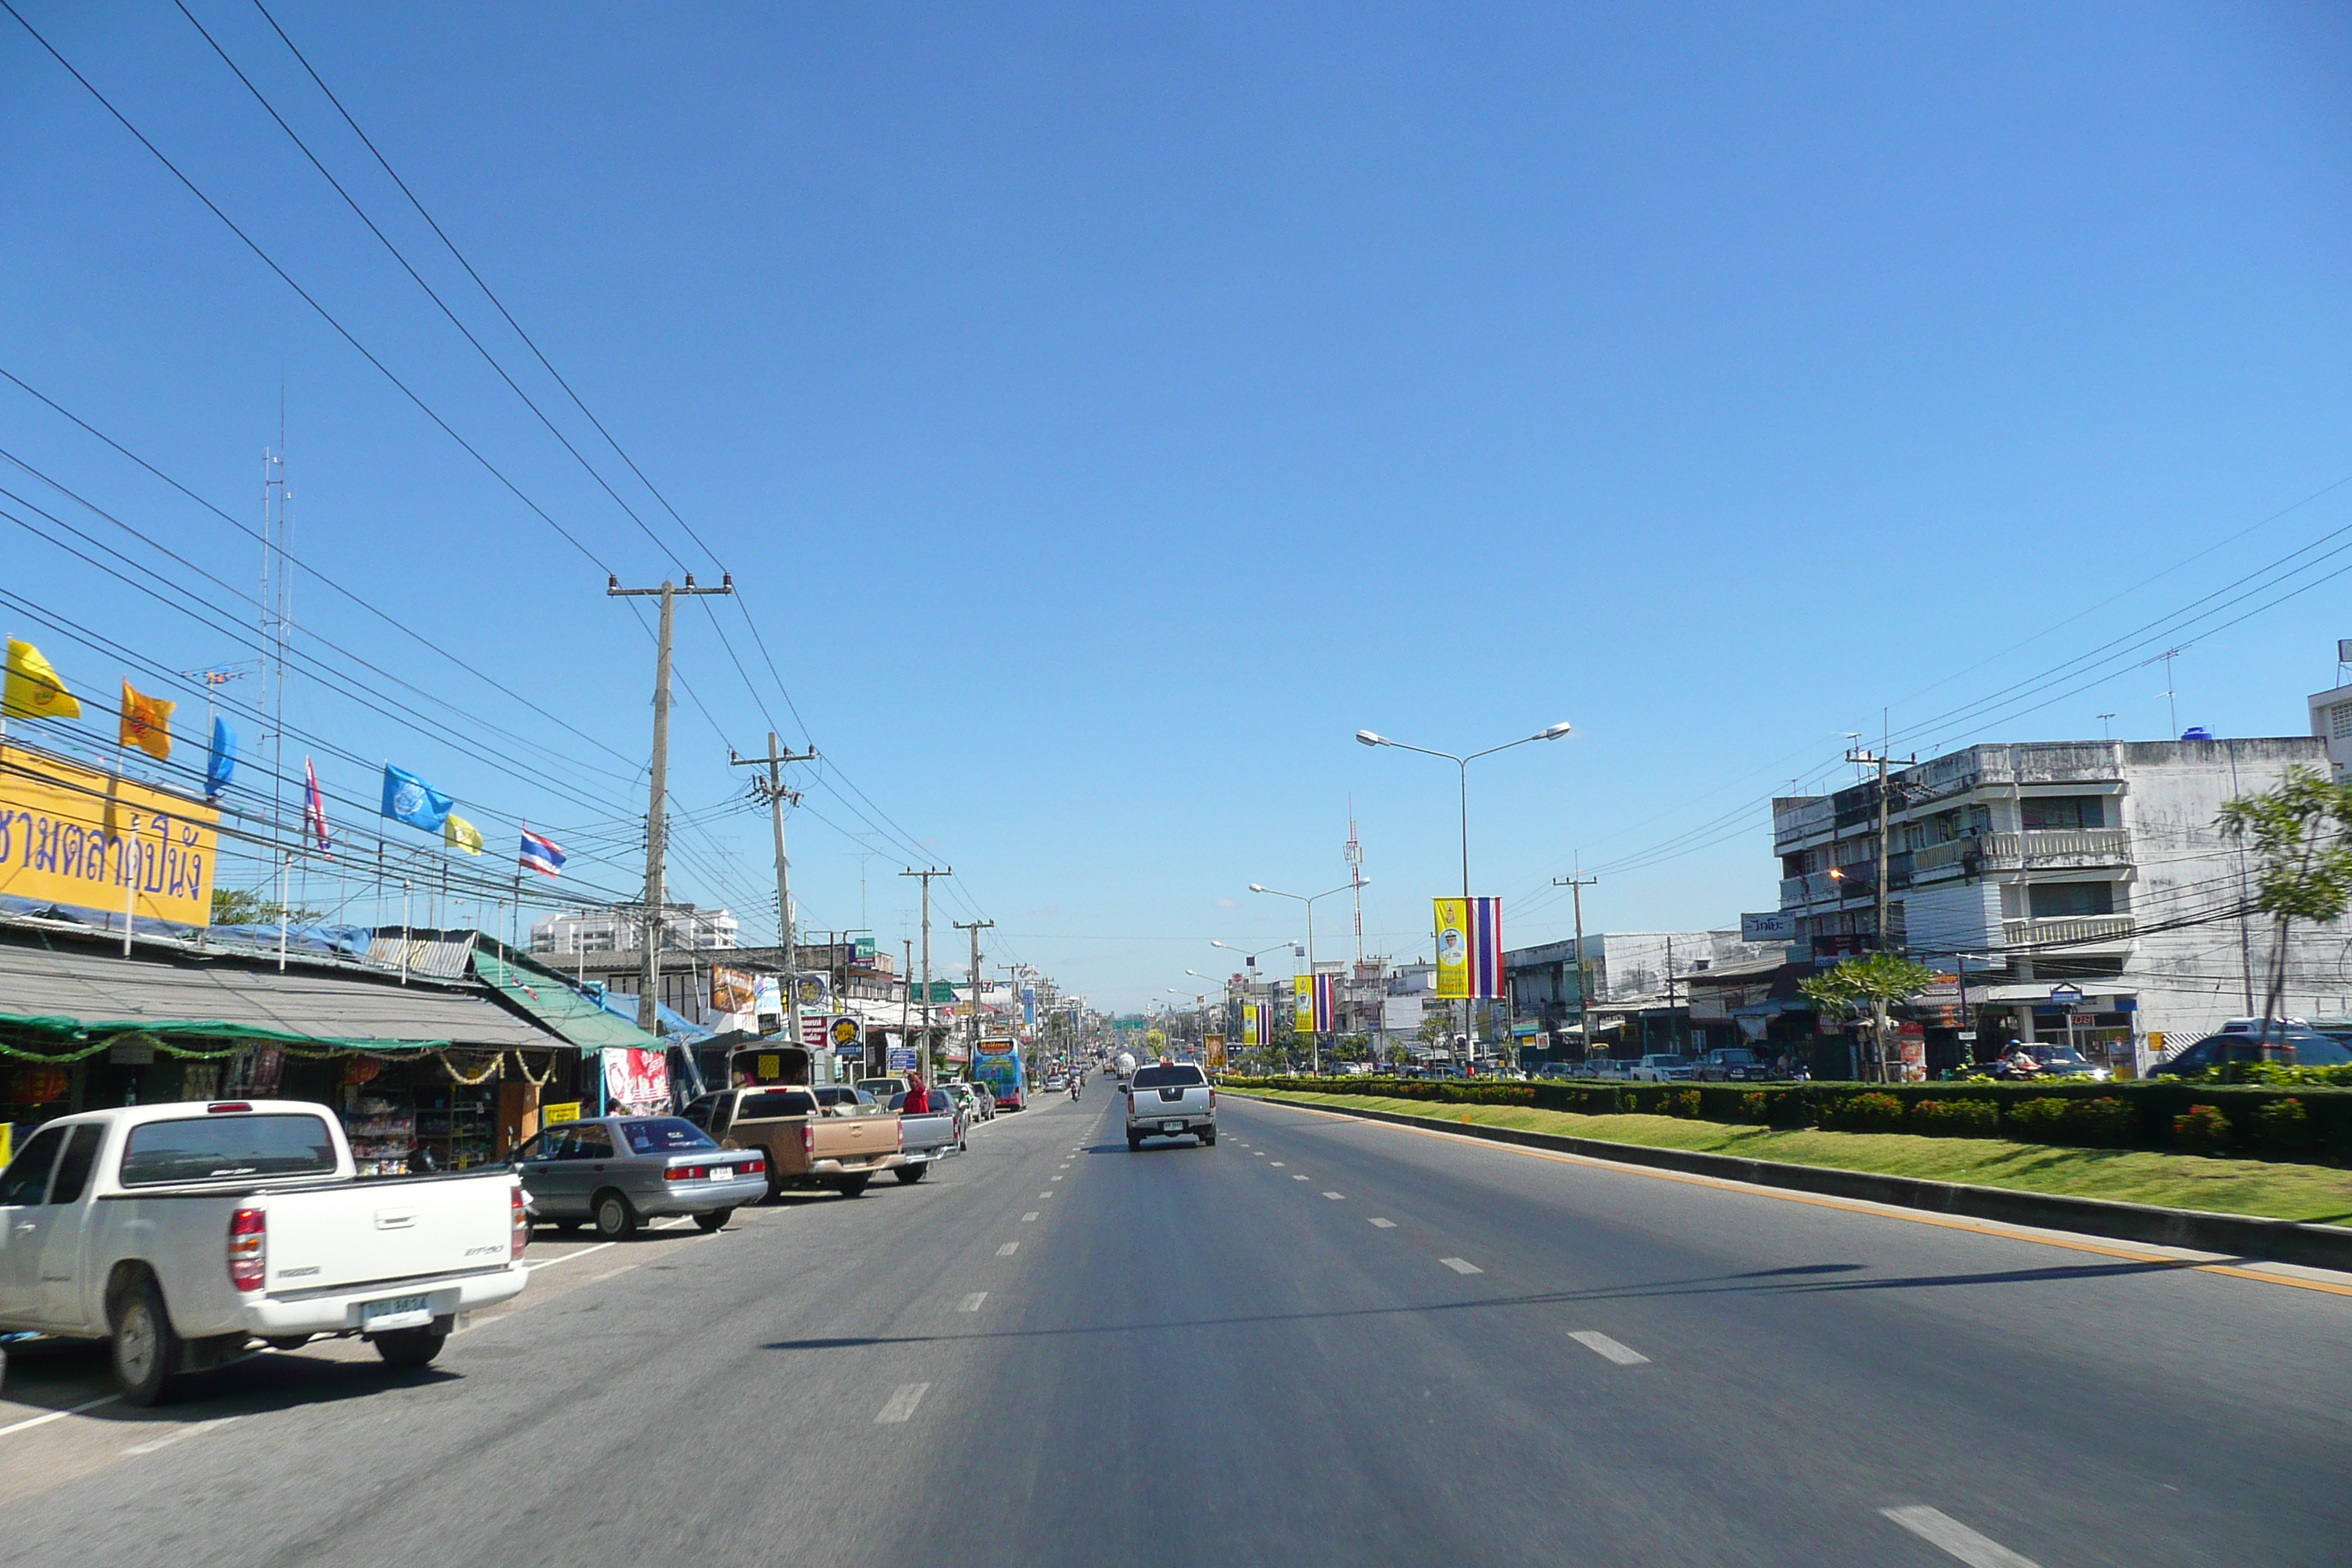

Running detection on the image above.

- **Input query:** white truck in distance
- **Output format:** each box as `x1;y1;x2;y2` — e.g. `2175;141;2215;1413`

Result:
1126;1062;1216;1149
0;1100;530;1404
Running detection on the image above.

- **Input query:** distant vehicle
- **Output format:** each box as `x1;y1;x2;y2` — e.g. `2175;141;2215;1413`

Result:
1695;1048;1768;1082
975;1042;1025;1111
1127;1062;1216;1149
1989;1043;2114;1082
886;1090;965;1182
856;1077;910;1103
1044;1075;1068;1092
514;1115;767;1238
0;1101;529;1403
681;1088;900;1201
1114;1052;1137;1080
2153;1030;2352;1077
969;1082;998;1120
937;1082;981;1122
1629;1055;1693;1082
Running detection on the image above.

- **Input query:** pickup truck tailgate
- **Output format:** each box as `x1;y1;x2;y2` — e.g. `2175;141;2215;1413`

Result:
264;1175;516;1292
1133;1084;1210;1120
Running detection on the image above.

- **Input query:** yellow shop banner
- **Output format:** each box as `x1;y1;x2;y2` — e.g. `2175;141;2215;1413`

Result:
0;742;219;927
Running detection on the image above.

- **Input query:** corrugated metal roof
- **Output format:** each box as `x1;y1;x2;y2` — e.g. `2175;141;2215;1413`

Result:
0;935;559;1052
471;946;664;1052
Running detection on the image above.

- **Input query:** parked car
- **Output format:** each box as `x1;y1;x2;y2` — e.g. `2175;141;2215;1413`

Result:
937;1082;981;1122
968;1082;998;1120
1127;1061;1216;1149
513;1115;766;1238
856;1077;910;1104
1629;1055;1693;1082
2153;1029;2352;1077
0;1100;529;1403
886;1090;965;1182
681;1088;900;1200
1989;1043;2114;1082
1695;1048;1770;1082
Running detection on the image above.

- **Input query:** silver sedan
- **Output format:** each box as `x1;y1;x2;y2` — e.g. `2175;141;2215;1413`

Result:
513;1115;767;1238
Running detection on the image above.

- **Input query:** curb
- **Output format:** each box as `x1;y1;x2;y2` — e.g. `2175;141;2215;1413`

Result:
1228;1092;2352;1273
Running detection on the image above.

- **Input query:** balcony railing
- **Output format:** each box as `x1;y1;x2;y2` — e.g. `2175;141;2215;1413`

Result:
2001;914;2136;947
1779;870;1853;908
1914;829;2131;877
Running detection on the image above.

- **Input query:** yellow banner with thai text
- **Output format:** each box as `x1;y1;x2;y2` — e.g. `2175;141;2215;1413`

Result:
1433;897;1470;999
0;742;217;927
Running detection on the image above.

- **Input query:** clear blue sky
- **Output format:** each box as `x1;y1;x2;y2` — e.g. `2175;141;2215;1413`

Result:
5;2;2350;1009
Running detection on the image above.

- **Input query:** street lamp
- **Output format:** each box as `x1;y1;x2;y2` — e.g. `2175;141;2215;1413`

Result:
1357;722;1572;1069
1248;879;1368;1076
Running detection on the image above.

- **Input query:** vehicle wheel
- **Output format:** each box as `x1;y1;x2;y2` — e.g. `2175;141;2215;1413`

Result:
1127;1132;1143;1151
1199;1130;1216;1147
112;1273;184;1407
374;1327;446;1369
893;1165;928;1185
694;1207;735;1232
593;1189;640;1238
834;1175;871;1199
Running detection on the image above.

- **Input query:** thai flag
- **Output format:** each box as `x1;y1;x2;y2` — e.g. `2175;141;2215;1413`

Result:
303;757;333;858
1469;897;1504;1000
519;827;565;879
1313;972;1335;1033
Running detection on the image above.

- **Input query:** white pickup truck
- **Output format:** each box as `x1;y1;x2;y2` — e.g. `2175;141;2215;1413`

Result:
0;1099;529;1404
1126;1062;1216;1149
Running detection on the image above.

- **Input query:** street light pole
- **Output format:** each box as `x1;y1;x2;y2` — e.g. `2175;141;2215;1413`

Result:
1357;722;1571;1070
1248;882;1365;1076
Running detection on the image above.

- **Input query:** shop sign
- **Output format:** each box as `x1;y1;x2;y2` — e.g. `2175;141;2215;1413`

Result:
887;1047;918;1071
0;742;219;927
604;1047;668;1112
830;1017;862;1047
710;965;758;1014
1740;912;1796;942
543;1101;581;1124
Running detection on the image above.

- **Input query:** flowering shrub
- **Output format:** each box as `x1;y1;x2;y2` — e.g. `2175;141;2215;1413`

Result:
2174;1104;2234;1155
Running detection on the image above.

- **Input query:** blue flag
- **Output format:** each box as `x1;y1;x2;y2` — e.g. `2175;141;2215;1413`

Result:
381;764;453;832
204;717;237;799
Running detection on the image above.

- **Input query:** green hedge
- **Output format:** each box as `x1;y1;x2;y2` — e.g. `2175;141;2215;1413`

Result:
1218;1074;2352;1166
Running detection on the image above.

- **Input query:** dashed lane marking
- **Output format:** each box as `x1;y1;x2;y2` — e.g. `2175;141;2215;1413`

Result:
959;1292;989;1312
1567;1330;1649;1365
1439;1256;1483;1275
1880;1507;2043;1568
1270;1161;1286;1167
123;1416;238;1456
1323;1192;1344;1199
1039;1191;1055;1199
998;1243;1019;1256
1051;1176;1063;1182
1022;1212;1040;1222
524;1240;617;1272
875;1383;932;1424
1292;1175;1309;1181
1368;1218;1395;1228
0;1395;118;1441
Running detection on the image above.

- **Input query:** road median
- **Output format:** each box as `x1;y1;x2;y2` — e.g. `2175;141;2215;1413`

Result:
1226;1088;2352;1272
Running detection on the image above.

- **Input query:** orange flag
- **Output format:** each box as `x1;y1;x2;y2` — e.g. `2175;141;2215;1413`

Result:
118;680;174;761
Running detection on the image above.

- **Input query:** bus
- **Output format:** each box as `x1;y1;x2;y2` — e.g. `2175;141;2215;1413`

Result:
973;1036;1025;1110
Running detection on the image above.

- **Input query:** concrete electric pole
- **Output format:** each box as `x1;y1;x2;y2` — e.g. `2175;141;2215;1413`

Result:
731;731;815;1063
900;867;951;1079
608;572;731;1032
954;919;995;1082
1845;744;1916;1082
1552;872;1596;1059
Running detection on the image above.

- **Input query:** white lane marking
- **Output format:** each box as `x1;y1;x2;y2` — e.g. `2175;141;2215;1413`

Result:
959;1292;988;1312
587;1264;639;1283
1567;1330;1650;1365
1254;1152;1266;1158
1368;1217;1395;1228
124;1415;238;1456
875;1382;932;1424
1022;1212;1040;1222
1439;1256;1483;1275
0;1395;119;1440
524;1240;617;1272
1880;1507;2043;1568
1291;1175;1309;1181
1322;1191;1344;1200
998;1242;1019;1256
1051;1176;1063;1182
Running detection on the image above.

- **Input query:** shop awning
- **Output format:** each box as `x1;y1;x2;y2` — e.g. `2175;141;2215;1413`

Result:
0;935;561;1053
471;946;666;1052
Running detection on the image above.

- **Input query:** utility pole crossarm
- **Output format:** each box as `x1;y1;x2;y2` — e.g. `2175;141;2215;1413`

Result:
731;733;817;1066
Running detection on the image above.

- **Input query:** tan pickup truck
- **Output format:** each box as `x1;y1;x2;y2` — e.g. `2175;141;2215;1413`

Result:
681;1087;901;1199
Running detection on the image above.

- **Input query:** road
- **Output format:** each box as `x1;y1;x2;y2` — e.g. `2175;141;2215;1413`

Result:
2;1090;2348;1567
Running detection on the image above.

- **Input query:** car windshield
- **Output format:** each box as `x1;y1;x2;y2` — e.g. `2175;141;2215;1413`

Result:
619;1117;717;1154
1133;1065;1206;1088
120;1113;338;1186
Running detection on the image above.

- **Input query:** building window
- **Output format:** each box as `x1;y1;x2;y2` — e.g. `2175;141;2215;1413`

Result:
2332;701;2352;742
2021;796;2106;831
2028;881;2114;918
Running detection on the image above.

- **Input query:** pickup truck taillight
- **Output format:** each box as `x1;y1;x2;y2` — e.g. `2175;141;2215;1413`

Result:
802;1123;816;1156
1209;1088;1217;1109
895;1120;905;1150
510;1185;529;1260
227;1206;267;1292
1126;1090;1134;1116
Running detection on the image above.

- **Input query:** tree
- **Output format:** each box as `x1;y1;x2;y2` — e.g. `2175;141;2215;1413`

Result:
211;886;323;926
1799;951;1935;1082
2217;766;2352;1040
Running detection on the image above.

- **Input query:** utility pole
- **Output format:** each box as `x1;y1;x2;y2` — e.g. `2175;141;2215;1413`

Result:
1553;872;1596;1060
900;867;951;1079
1846;744;1915;1082
609;572;733;1032
955;919;994;1082
731;731;815;1064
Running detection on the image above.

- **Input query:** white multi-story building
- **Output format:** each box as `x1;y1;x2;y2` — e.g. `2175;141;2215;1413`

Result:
2310;677;2352;780
529;903;738;957
1773;737;2349;1054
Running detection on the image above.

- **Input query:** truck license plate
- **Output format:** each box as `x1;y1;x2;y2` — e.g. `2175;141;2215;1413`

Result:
1163;1120;1182;1134
363;1294;432;1330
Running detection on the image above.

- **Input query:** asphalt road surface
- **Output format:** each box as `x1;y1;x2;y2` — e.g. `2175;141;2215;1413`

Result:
3;1090;2348;1567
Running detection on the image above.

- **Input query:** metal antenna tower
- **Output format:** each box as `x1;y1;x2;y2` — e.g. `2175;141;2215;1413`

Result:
1343;796;1365;969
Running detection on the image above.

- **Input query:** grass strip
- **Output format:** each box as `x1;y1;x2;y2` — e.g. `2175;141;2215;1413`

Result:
1237;1090;2352;1228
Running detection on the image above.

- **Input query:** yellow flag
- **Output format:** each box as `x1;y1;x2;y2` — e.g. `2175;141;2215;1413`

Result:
118;680;175;761
442;812;484;855
4;638;82;721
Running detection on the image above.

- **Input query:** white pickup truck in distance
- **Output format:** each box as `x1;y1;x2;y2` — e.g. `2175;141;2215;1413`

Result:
0;1100;530;1404
1126;1062;1216;1149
